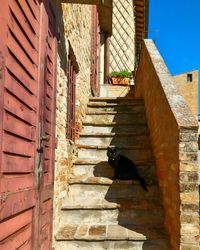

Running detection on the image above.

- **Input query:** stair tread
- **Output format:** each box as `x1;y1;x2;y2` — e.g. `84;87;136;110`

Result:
62;195;162;210
83;121;146;125
68;174;154;186
77;144;151;150
79;132;148;137
89;97;143;102
56;224;168;241
86;111;144;115
73;159;154;165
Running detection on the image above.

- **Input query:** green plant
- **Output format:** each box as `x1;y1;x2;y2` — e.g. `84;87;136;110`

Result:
110;70;132;78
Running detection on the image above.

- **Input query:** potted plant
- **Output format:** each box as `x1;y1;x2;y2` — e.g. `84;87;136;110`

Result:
109;70;132;85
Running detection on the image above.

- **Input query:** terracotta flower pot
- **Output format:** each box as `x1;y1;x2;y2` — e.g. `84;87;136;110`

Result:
111;76;130;85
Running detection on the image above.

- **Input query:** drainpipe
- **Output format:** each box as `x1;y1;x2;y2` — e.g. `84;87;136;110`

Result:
104;32;110;84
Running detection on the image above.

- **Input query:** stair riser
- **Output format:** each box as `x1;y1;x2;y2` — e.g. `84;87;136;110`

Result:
87;105;145;113
85;114;146;124
77;148;153;162
55;240;169;250
82;124;148;134
72;164;156;182
77;135;150;147
68;184;160;200
62;210;118;224
61;209;163;226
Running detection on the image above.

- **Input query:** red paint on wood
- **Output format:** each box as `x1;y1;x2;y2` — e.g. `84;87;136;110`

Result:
1;174;34;193
5;57;37;95
3;112;35;141
5;71;37;111
7;31;38;80
8;14;38;64
16;0;39;35
0;224;32;250
0;189;36;221
1;154;34;173
4;91;36;126
2;132;35;157
0;209;32;241
8;0;38;48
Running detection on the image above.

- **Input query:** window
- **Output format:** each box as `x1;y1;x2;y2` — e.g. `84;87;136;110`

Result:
66;44;79;141
187;73;193;82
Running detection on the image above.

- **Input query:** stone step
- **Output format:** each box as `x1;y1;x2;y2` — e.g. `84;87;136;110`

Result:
56;239;169;250
89;97;143;103
87;103;145;113
85;113;147;124
67;183;161;201
82;123;148;134
60;208;164;225
77;133;150;147
62;195;162;210
100;84;131;97
56;223;168;242
72;161;156;182
77;146;154;162
68;175;154;186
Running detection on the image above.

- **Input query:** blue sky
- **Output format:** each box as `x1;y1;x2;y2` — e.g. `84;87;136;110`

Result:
148;0;200;115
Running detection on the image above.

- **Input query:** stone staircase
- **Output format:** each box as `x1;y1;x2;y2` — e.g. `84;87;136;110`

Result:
56;96;170;249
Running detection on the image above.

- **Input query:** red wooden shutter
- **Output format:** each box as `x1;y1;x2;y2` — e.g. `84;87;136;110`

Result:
37;1;57;248
0;0;57;249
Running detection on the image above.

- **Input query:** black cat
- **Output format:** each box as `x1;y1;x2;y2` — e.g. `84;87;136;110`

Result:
107;146;148;192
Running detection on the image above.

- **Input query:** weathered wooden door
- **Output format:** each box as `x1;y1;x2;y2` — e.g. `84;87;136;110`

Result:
0;0;57;249
36;1;57;249
90;5;100;96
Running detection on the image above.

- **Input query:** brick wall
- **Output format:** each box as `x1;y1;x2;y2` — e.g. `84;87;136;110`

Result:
135;40;199;250
53;2;92;245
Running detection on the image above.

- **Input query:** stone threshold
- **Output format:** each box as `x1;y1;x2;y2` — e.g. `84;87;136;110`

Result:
79;132;148;137
77;144;151;150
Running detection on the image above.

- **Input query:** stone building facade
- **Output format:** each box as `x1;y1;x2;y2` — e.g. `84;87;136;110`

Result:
173;69;198;119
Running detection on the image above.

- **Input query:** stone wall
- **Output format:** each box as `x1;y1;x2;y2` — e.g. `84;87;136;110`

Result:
109;0;135;72
62;3;92;137
135;40;199;250
53;2;92;245
173;70;198;119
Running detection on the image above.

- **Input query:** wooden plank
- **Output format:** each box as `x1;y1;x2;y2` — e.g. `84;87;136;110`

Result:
0;224;32;250
0;189;36;222
41;209;51;227
1;174;34;193
42;199;51;214
1;154;34;173
45;95;53;111
40;225;50;249
26;0;40;21
16;0;39;35
2;132;35;157
18;239;32;250
7;30;38;80
46;84;53;99
8;0;38;49
3;112;35;141
6;57;37;95
0;209;32;241
45;108;52;123
43;159;50;172
5;71;37;111
46;70;53;87
44;147;51;159
8;14;38;64
45;121;52;135
4;91;36;126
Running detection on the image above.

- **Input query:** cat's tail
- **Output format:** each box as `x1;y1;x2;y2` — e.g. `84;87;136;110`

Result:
138;177;148;192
